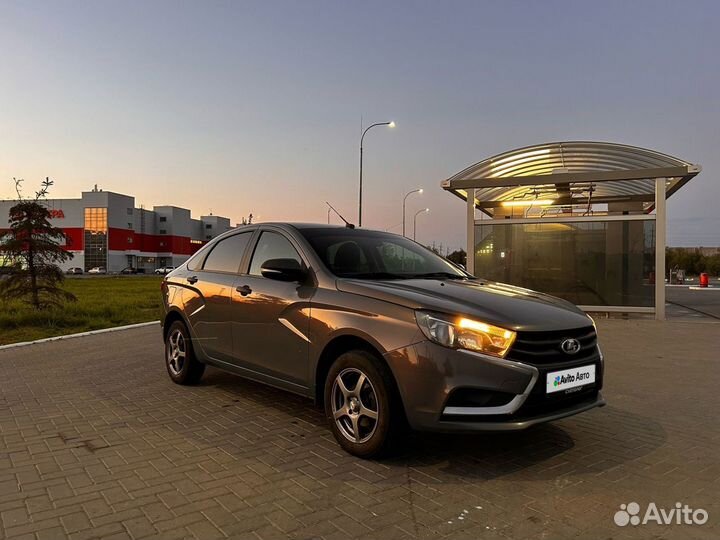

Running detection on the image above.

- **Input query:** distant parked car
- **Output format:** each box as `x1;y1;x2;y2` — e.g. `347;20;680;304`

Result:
155;266;175;275
66;267;84;275
87;267;107;274
120;267;145;274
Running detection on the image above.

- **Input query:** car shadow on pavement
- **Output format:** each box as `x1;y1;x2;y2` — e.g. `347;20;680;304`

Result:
198;368;666;482
384;404;667;481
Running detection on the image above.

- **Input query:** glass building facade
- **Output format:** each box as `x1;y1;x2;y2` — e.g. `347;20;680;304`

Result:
474;218;656;307
84;207;107;270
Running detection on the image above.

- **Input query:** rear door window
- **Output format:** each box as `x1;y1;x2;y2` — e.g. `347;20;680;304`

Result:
201;232;252;273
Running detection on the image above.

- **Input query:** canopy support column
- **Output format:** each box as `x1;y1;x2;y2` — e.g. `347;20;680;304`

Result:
655;178;666;321
466;189;475;275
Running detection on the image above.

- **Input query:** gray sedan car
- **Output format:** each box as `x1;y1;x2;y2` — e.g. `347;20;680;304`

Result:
161;224;604;457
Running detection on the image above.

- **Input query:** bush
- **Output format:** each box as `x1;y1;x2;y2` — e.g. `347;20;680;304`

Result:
666;248;720;277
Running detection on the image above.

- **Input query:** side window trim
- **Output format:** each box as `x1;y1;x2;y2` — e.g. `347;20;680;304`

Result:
237;228;262;275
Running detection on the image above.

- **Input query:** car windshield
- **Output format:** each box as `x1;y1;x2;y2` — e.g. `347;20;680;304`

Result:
298;227;470;280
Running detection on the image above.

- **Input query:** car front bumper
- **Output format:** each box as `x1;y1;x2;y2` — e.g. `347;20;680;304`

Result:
383;340;605;432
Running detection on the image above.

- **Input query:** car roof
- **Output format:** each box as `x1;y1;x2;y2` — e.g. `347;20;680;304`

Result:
232;223;400;233
284;223;350;230
211;223;404;244
230;223;348;231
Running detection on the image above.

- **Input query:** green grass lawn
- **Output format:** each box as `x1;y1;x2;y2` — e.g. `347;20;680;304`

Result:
0;276;163;345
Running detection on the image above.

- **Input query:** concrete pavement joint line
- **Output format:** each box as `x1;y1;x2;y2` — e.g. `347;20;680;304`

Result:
0;321;160;350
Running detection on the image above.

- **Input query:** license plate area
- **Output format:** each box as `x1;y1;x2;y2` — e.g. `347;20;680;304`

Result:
546;364;596;394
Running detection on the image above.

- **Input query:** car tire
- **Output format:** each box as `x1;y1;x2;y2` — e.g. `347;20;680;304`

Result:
324;350;405;458
164;320;205;385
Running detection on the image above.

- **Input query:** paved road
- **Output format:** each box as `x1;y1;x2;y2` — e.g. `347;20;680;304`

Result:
1;320;719;539
667;285;720;319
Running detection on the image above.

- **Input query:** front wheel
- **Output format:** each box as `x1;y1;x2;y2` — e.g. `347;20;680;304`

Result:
165;320;205;385
324;350;405;458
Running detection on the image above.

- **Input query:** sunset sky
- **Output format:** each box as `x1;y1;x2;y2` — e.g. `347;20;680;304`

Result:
1;0;718;249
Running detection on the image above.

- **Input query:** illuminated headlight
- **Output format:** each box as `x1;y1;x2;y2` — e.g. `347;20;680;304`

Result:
415;311;516;358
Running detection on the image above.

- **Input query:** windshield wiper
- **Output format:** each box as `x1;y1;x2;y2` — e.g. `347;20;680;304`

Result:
408;272;473;280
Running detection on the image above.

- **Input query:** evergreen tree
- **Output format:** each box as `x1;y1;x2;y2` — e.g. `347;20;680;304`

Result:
0;178;76;309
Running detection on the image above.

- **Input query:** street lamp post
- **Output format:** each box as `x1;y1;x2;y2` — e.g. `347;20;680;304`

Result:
413;208;429;241
402;188;423;237
359;120;395;227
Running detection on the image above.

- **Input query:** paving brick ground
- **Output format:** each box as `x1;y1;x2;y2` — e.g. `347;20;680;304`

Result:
1;319;719;539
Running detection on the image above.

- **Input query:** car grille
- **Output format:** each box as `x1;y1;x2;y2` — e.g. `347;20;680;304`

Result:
507;326;597;365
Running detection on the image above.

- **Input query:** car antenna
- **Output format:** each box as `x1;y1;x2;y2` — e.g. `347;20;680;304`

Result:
325;202;355;229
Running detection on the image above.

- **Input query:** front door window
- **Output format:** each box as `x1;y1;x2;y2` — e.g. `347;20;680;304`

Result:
248;231;302;275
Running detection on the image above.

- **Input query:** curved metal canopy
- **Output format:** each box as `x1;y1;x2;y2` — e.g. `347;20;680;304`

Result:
441;141;701;215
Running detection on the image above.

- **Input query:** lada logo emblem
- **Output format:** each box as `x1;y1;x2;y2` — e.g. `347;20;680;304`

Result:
561;338;581;355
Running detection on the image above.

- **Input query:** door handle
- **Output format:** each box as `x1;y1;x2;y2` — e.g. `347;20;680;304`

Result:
236;284;252;296
187;275;199;284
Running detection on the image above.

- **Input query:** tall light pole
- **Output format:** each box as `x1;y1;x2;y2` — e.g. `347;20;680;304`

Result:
359;120;395;227
402;188;423;237
413;208;429;241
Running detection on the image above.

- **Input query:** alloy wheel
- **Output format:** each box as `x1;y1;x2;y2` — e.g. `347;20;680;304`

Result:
331;367;380;443
167;329;186;375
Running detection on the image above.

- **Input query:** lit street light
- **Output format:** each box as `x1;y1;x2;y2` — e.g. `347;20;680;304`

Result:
358;120;395;227
413;208;429;241
402;188;423;237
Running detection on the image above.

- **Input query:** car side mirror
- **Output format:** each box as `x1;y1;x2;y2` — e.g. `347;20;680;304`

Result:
260;258;306;282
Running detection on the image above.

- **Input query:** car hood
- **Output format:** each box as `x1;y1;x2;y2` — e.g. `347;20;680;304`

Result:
336;278;592;332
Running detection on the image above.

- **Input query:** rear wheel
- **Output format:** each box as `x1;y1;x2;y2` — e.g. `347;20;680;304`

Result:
165;320;205;385
324;350;404;458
